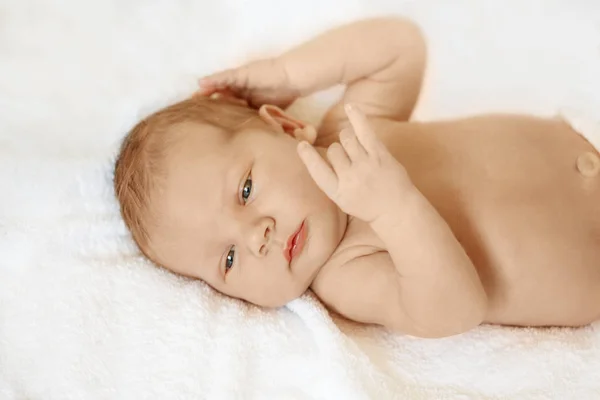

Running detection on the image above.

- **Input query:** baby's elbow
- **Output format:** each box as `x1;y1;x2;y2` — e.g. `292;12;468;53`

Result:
451;296;487;336
411;313;485;339
438;289;488;337
465;284;489;328
388;295;488;339
392;17;426;57
435;280;489;336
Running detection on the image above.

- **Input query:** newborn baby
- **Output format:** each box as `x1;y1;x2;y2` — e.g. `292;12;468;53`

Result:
114;17;600;338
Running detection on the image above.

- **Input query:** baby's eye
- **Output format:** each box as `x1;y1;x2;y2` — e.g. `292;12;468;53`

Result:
241;173;253;204
225;246;235;273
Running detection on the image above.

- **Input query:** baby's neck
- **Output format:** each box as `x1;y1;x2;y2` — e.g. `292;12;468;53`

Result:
308;212;351;286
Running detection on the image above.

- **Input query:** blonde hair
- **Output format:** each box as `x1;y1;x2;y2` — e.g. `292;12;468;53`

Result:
114;96;258;263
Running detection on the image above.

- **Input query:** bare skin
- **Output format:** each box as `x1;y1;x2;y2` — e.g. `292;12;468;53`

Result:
164;17;600;338
310;114;600;337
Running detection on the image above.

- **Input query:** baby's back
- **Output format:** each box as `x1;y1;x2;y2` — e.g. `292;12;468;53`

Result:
374;114;600;326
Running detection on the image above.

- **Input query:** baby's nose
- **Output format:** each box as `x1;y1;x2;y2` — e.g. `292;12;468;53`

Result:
246;217;274;257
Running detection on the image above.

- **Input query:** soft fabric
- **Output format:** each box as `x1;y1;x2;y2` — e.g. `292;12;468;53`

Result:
1;0;600;399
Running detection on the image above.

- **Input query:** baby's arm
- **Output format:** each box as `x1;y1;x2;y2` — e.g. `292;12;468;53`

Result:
368;190;487;337
281;17;426;145
300;107;487;338
200;18;426;146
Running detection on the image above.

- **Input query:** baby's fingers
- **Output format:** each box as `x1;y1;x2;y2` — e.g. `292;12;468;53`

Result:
344;104;383;155
198;68;244;94
297;142;338;200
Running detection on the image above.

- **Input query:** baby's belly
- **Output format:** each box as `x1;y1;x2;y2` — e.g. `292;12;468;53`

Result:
466;188;600;327
392;115;600;326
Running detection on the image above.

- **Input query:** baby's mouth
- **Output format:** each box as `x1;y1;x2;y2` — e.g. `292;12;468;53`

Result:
284;220;307;265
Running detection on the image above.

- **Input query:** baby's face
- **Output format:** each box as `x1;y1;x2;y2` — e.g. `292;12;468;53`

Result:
153;121;347;307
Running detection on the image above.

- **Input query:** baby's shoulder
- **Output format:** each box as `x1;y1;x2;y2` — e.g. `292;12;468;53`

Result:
310;217;399;327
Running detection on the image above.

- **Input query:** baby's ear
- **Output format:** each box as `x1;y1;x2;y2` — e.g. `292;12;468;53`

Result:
258;105;316;145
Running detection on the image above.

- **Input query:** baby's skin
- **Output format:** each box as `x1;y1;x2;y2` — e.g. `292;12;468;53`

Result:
161;18;600;338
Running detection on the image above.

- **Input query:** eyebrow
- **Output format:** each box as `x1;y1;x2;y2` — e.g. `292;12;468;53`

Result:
221;140;253;209
220;137;240;206
221;157;241;210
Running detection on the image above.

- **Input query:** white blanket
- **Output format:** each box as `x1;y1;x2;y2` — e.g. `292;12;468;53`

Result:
1;0;600;398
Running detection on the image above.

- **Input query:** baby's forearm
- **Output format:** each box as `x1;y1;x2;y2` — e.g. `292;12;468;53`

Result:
370;189;487;336
279;17;425;96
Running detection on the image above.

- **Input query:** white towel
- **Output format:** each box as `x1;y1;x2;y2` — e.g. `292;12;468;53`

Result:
1;0;600;398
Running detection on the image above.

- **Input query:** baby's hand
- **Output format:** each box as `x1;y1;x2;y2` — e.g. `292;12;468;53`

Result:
197;58;300;109
297;105;413;223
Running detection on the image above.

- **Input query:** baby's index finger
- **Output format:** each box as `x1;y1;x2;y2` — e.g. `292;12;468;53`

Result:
297;142;338;199
344;103;379;153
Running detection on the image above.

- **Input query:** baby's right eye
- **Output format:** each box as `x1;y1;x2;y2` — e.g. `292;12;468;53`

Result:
225;246;235;273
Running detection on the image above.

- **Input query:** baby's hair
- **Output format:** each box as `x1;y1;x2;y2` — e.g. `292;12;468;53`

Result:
114;95;259;264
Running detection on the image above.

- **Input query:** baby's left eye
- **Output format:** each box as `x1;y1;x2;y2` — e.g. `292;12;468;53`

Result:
241;174;252;204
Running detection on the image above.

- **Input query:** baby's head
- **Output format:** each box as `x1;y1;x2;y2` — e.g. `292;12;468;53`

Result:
114;95;347;306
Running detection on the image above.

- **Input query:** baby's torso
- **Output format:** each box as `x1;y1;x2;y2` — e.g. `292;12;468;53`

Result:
326;114;600;327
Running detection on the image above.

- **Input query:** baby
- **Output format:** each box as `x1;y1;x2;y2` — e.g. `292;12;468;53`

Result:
114;18;600;338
